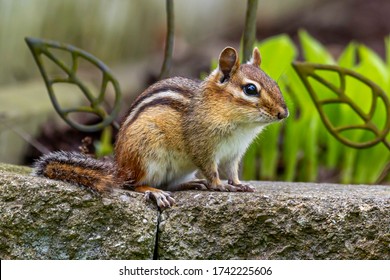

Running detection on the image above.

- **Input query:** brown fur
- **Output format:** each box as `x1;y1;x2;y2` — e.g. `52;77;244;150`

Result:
33;151;117;192
33;46;288;208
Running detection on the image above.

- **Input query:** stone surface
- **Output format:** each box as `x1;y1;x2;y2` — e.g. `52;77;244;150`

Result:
158;182;390;260
1;163;390;260
0;166;158;259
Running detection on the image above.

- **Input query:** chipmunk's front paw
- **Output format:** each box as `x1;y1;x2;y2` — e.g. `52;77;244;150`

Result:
144;190;175;208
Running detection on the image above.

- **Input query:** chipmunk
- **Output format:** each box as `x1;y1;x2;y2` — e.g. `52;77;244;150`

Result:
33;46;288;208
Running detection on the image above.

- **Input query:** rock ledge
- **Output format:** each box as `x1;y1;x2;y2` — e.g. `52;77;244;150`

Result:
1;164;389;259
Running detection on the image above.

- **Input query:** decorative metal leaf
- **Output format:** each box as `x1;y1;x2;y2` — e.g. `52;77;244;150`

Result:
292;62;390;150
25;37;121;132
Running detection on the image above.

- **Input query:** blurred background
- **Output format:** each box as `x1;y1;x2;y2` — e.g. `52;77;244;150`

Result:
0;0;389;184
1;0;389;85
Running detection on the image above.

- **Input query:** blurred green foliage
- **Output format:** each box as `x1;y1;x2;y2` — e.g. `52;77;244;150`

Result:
0;0;164;85
94;126;114;158
242;30;390;184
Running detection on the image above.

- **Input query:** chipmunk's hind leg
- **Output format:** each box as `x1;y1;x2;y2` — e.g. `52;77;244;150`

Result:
170;179;209;191
134;186;175;208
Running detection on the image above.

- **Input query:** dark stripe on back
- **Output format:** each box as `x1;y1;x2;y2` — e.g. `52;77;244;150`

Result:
127;85;193;115
124;97;188;127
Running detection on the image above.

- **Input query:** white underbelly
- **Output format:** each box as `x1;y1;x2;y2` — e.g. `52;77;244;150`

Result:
216;125;264;163
141;149;197;189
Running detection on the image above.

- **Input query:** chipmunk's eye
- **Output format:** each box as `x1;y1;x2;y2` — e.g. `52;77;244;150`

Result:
243;83;258;96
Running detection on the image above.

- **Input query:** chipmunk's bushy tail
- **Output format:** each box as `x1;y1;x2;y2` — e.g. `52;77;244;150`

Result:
33;151;117;192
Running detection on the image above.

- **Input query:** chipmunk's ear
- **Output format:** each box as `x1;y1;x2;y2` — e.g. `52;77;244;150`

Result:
250;47;262;67
218;47;239;82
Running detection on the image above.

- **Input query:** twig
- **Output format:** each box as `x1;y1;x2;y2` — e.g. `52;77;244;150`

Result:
242;0;259;62
0;114;50;154
159;0;175;80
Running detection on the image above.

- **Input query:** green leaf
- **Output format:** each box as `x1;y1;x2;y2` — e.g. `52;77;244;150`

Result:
354;145;390;183
338;42;358;68
242;142;259;180
357;44;389;91
340;146;357;183
258;124;282;180
386;36;390;75
301;118;319;181
257;34;297;79
298;30;335;64
282;114;303;181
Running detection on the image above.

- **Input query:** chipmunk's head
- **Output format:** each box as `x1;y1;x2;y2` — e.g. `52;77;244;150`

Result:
206;46;288;124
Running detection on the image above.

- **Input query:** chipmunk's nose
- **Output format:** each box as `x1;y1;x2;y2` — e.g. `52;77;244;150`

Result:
277;107;289;120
